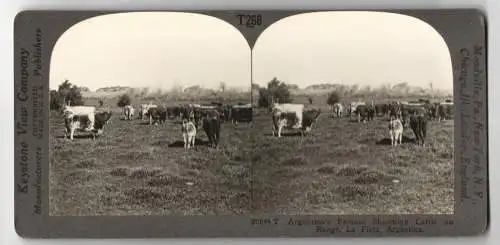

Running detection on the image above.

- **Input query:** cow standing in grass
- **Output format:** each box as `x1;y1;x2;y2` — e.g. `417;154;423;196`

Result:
349;101;366;118
123;105;135;120
388;116;404;146
355;104;375;123
64;110;112;140
231;104;253;124
202;109;221;148
181;119;197;149
332;102;343;118
272;103;321;137
146;107;167;125
437;102;454;121
139;103;158;120
375;103;389;117
409;113;428;146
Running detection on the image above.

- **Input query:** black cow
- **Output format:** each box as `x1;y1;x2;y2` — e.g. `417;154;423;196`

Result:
355;105;375;123
388;102;402;119
95;111;112;126
437;103;454;121
202;109;221;148
374;103;389;117
170;105;184;119
230;105;253;124
301;108;321;136
401;105;427;127
146;107;167;125
409;114;428;146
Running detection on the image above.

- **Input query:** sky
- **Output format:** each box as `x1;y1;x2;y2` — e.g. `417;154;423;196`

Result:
253;11;453;92
50;11;453;93
50;12;251;92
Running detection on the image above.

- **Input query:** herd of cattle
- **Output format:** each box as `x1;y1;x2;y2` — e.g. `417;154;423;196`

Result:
332;99;454;146
58;97;453;149
59;102;253;148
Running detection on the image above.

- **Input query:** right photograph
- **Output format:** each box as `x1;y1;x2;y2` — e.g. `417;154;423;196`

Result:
250;11;454;215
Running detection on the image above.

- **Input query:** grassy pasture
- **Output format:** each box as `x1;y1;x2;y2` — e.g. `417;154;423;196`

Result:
49;93;453;216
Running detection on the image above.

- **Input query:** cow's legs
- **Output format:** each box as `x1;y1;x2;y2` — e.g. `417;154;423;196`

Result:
277;125;282;138
70;127;76;140
190;135;195;148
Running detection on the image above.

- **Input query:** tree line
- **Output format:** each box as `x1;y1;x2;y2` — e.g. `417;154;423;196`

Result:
50;78;341;111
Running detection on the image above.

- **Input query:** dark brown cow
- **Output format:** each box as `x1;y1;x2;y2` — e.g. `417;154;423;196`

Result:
437;102;454;121
355;104;375;123
231;104;253;124
146;107;167;125
374;103;389;117
202;109;221;148
410;114;428;146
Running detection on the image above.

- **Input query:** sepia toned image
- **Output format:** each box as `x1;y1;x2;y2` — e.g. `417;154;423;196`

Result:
250;11;454;215
14;8;488;238
49;12;253;216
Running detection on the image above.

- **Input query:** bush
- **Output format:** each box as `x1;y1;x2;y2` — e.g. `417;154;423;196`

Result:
257;77;292;108
326;91;341;106
50;80;84;110
50;90;63;110
117;94;132;107
98;99;104;107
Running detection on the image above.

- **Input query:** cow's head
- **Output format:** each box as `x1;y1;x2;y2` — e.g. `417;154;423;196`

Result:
94;111;112;130
302;109;321;131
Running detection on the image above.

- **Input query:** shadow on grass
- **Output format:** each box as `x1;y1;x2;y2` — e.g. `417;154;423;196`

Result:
168;139;210;148
375;136;415;145
54;134;103;139
263;131;303;137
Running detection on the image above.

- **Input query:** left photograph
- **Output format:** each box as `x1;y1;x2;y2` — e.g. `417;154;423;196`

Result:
49;12;253;216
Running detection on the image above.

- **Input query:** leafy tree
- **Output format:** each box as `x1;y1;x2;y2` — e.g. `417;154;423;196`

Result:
257;77;292;108
50;80;84;110
49;90;63;110
326;91;341;106
117;94;132;107
58;80;84;106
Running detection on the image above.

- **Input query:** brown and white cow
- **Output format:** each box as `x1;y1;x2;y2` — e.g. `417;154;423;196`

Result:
64;110;112;140
62;105;96;131
139;103;158;120
272;103;321;137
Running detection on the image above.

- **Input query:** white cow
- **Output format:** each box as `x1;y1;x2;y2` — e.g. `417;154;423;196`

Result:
181;119;197;149
388;116;404;146
332;102;344;118
62;105;96;131
123;105;135;120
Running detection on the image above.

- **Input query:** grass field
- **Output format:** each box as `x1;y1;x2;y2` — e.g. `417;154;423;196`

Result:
49;98;454;216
